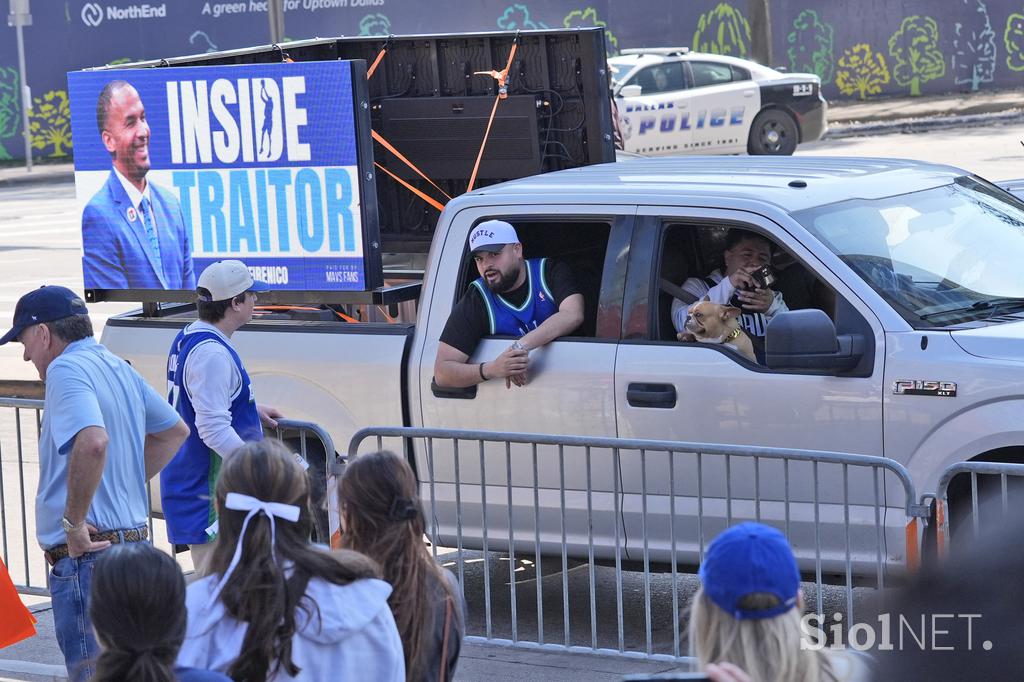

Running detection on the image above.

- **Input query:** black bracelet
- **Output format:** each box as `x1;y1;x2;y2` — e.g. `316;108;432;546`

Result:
479;362;487;382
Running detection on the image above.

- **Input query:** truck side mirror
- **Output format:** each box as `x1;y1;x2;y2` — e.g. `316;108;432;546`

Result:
618;84;643;98
765;309;863;373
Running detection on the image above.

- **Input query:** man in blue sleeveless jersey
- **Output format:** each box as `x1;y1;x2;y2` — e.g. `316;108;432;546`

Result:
162;260;282;575
434;220;584;388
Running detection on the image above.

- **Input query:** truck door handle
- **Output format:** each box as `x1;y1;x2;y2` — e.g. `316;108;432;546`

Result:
431;378;477;400
743;90;755;97
626;383;677;408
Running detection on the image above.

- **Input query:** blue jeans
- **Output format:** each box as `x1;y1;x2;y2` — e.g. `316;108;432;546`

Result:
48;552;100;682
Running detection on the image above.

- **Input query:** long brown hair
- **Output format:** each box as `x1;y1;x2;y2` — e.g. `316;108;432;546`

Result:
339;450;460;681
208;439;379;682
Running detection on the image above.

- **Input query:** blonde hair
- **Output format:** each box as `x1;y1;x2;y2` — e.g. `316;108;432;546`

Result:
688;589;844;682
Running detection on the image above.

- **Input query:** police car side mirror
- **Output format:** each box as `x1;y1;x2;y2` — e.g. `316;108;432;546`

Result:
619;84;643;98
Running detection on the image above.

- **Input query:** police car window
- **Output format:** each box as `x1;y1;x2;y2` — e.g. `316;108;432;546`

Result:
690;62;734;88
629;63;687;94
731;65;751;81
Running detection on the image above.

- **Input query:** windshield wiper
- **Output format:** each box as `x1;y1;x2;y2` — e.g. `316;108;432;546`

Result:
918;297;1024;320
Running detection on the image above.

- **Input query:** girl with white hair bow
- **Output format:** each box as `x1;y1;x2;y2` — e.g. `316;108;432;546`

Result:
176;439;405;681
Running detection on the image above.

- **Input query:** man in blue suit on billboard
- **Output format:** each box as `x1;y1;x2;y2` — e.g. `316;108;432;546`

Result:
82;81;195;290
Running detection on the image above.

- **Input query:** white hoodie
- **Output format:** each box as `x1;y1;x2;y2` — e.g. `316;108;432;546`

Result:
177;574;405;681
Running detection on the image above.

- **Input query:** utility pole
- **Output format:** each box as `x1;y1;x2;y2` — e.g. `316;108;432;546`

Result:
748;0;772;66
8;0;32;171
268;0;285;44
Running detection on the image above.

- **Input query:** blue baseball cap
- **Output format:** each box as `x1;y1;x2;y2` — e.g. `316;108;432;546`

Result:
0;286;89;346
698;522;800;621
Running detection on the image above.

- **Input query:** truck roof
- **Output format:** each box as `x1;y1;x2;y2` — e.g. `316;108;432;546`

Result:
468;156;968;213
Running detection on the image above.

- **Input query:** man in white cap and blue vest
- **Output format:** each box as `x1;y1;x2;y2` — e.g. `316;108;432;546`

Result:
161;260;283;575
434;220;584;388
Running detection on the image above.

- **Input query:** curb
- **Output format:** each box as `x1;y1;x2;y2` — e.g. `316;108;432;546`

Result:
0;168;75;189
825;109;1024;140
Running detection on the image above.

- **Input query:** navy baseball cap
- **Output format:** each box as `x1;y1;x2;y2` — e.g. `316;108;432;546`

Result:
698;522;800;621
0;286;89;346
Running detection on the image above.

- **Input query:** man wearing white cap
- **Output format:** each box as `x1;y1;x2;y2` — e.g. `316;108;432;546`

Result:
161;260;283;575
434;220;584;388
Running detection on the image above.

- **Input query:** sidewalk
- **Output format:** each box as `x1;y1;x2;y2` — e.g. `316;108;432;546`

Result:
826;86;1024;138
828;86;1023;125
0;163;74;190
0;598;690;682
0;87;1020;191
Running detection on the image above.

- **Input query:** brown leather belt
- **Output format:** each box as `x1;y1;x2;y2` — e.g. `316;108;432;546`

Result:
44;527;149;565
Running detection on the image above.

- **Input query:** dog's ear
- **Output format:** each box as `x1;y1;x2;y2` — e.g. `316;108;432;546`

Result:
722;306;742;320
702;295;711;302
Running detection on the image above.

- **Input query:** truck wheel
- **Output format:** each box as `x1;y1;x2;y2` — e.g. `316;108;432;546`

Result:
748;109;798;155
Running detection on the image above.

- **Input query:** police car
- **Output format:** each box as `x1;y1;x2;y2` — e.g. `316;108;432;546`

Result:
609;47;828;156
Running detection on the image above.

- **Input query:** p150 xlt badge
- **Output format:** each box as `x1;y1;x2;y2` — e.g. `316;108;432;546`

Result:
892;380;957;397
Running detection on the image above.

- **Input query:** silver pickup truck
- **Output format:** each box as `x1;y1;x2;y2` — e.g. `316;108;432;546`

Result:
103;156;1024;573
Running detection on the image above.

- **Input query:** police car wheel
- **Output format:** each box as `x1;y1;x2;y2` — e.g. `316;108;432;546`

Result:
747;109;798;156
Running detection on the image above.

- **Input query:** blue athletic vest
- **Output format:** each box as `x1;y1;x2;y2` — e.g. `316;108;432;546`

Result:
161;325;263;544
472;258;559;336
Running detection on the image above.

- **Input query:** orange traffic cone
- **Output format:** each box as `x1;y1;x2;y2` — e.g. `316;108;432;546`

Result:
0;557;36;649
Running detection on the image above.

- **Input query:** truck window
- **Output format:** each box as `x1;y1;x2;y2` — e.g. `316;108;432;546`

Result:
456;220;613;339
654;223;835;344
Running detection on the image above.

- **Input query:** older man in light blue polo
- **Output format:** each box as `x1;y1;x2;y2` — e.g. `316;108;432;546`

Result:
0;285;189;681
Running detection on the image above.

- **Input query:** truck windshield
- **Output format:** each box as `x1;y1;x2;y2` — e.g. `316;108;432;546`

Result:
793;176;1024;327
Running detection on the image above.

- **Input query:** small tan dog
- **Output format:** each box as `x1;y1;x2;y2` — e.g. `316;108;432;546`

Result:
677;297;757;362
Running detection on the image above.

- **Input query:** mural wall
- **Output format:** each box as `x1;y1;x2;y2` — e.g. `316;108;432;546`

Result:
1;0;1023;161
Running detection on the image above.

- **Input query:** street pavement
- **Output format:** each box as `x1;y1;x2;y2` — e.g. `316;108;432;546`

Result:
1;88;1022;680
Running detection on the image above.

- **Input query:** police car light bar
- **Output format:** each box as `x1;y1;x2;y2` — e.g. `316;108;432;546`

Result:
619;47;690;56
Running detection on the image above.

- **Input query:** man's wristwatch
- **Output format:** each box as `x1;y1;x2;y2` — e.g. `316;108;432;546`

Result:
61;516;84;534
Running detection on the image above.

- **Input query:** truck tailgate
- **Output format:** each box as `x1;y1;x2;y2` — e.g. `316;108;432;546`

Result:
102;316;413;464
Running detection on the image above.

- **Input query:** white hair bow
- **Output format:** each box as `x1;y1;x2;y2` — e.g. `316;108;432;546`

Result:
208;492;301;604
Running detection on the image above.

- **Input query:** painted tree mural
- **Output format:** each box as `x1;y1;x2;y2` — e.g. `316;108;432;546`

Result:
952;0;996;91
787;9;835;84
888;16;946;96
29;89;72;158
692;3;751;57
498;4;548;30
359;13;391;36
563;8;618;53
1006;12;1024;71
835;44;891;100
0;67;21;161
188;30;219;53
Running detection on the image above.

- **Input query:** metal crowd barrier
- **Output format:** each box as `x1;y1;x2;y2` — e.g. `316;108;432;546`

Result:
0;396;45;595
925;461;1024;557
0;388;338;595
348;427;927;662
270;419;338;546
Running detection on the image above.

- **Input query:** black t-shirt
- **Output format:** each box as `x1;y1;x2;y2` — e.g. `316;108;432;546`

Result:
439;259;579;356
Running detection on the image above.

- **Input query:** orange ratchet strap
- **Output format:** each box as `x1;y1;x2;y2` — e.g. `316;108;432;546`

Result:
366;36;451;212
367;47;387;79
375;162;446;212
255;305;358;323
372;130;453;201
467;35;520;193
